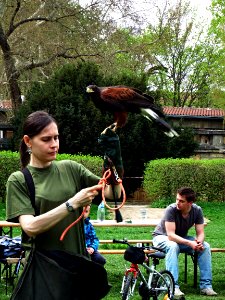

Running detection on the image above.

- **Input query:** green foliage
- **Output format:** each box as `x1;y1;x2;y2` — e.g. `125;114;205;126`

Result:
143;158;225;202
150;197;175;208
143;4;217;108
11;61;197;188
0;151;20;202
56;153;102;176
165;127;199;158
12;61;108;155
0;151;102;203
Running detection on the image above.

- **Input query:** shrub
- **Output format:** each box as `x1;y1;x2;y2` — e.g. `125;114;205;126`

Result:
143;158;225;202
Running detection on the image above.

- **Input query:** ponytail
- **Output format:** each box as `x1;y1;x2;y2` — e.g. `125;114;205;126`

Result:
19;139;30;169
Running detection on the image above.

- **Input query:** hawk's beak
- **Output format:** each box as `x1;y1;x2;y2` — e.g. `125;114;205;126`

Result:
86;87;93;93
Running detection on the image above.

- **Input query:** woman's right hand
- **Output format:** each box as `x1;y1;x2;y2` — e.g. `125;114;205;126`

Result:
19;184;103;237
69;184;103;209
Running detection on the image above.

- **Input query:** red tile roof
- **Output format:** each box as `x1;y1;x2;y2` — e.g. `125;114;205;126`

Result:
163;107;225;117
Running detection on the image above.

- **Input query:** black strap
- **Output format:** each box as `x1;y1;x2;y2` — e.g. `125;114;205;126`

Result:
22;168;38;216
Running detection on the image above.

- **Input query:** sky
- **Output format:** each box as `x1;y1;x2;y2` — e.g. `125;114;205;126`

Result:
80;0;213;28
131;0;213;25
189;0;212;19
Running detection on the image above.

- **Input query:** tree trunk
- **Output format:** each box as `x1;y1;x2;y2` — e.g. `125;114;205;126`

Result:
0;24;22;111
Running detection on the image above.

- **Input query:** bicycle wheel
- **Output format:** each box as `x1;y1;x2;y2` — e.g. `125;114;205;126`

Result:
121;272;135;300
152;270;175;300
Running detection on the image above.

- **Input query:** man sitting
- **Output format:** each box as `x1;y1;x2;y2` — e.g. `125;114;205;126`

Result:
152;187;217;298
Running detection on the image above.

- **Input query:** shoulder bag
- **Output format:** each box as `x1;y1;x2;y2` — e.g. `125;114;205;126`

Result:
11;168;111;300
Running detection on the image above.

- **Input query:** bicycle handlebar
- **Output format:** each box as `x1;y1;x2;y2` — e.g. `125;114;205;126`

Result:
112;239;165;253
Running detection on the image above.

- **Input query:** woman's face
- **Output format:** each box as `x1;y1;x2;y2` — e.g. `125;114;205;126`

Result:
25;122;59;168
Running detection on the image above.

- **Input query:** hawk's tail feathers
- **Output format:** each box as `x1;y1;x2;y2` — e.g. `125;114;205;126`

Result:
141;108;179;138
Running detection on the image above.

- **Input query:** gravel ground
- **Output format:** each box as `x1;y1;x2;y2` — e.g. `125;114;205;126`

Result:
114;205;165;221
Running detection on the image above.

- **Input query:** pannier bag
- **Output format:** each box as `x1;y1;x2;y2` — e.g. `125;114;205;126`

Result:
124;246;145;264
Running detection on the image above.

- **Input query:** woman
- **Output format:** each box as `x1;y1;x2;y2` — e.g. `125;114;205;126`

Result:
6;110;121;299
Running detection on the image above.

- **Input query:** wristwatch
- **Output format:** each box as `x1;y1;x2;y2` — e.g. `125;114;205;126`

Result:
65;201;75;212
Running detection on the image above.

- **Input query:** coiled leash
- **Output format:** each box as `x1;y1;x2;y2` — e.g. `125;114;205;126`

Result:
98;168;126;210
60;169;126;241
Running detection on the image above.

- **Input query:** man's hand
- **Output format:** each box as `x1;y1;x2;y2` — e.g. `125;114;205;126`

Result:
195;239;204;251
188;240;204;251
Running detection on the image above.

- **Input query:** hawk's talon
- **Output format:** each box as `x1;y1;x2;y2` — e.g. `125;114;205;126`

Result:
101;123;117;134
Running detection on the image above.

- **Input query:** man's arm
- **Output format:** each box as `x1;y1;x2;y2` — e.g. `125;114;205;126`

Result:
194;223;205;251
195;223;205;242
165;221;201;250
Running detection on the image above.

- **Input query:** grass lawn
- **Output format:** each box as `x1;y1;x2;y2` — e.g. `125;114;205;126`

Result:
0;201;225;299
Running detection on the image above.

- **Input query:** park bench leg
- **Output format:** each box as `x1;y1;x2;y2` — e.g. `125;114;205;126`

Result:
184;252;198;288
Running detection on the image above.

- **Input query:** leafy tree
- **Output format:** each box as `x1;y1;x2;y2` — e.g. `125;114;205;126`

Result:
208;0;225;106
0;0;137;110
12;62;198;193
141;0;217;107
1;0;218;112
12;61;109;154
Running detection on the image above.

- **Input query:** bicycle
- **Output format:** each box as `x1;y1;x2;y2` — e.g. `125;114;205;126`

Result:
113;239;175;300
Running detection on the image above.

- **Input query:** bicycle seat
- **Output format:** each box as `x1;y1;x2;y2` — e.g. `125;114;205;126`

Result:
147;251;165;259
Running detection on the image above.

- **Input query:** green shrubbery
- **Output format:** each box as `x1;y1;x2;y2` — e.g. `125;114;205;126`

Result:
0;151;102;202
1;152;225;203
143;158;225;202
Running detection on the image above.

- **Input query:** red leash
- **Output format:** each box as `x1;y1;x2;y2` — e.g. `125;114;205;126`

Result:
98;169;126;210
60;169;126;241
60;209;85;241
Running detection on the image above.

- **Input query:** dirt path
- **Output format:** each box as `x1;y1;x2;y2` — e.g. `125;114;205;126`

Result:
114;205;165;221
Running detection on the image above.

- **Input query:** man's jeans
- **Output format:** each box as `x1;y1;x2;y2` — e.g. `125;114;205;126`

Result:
153;235;213;289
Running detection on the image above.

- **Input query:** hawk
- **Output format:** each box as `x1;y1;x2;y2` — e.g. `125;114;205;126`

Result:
86;85;178;137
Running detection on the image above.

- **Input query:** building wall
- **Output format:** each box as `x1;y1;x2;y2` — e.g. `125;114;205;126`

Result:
171;117;224;130
0;112;7;123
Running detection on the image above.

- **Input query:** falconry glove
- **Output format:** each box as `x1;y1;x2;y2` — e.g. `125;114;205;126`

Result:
98;127;124;185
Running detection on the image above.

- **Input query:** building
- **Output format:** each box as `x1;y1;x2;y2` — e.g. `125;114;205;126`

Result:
164;107;225;159
0;100;14;149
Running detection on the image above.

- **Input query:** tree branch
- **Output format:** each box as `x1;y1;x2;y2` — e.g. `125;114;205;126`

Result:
8;0;21;35
17;49;103;73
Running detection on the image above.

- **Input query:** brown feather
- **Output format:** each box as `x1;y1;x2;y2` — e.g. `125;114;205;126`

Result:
86;85;178;137
114;111;128;127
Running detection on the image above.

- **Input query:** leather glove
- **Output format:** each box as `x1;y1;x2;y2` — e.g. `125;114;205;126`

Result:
98;127;124;184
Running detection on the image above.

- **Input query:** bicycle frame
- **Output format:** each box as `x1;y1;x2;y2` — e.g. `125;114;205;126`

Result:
141;262;171;294
121;258;172;298
113;239;174;299
120;263;140;296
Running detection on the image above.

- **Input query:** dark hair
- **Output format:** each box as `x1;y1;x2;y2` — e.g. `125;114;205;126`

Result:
177;187;196;202
20;111;57;169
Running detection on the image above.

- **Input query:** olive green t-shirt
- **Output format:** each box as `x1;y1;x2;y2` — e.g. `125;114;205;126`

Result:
6;160;100;256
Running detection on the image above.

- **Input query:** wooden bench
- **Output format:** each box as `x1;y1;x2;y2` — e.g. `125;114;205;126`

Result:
99;240;225;288
5;257;26;264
